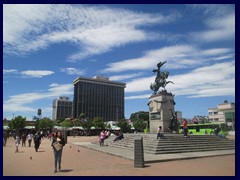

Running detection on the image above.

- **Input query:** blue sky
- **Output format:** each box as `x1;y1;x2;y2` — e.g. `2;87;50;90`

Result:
3;4;235;120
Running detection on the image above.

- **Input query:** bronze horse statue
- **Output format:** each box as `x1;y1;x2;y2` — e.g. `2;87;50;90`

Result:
150;61;174;94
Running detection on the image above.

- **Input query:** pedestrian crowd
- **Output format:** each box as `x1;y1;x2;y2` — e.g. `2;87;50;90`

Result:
98;130;125;146
3;129;67;173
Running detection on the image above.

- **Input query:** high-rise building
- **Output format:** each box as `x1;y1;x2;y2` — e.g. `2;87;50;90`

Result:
52;96;73;121
73;76;126;121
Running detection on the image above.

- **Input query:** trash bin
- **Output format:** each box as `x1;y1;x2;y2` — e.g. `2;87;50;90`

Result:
134;136;144;168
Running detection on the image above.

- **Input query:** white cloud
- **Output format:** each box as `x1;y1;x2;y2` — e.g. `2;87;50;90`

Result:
20;70;54;78
60;67;86;75
49;83;59;87
102;45;197;73
3;69;18;74
3;83;73;113
201;48;232;56
48;84;73;94
3;4;179;61
188;5;235;43
125;61;235;98
102;45;234;73
109;73;143;81
125;94;151;100
126;76;154;93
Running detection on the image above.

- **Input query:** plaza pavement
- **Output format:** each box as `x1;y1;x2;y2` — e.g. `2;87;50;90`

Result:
3;135;235;176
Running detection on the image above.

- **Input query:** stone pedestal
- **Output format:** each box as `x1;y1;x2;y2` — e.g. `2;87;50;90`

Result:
148;91;175;133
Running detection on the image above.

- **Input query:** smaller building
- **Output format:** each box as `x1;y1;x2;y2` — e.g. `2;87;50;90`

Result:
176;111;182;120
52;96;73;121
208;100;235;130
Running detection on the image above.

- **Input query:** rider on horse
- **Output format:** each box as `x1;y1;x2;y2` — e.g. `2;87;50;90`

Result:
150;61;173;94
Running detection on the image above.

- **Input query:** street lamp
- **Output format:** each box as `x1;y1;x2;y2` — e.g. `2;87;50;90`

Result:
116;107;119;122
232;114;235;131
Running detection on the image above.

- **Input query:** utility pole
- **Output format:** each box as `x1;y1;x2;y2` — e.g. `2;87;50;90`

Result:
116;107;119;122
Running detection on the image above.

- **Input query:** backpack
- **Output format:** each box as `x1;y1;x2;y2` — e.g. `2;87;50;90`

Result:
34;134;40;142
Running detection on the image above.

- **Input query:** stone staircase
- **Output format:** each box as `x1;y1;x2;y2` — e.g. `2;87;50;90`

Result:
95;133;235;155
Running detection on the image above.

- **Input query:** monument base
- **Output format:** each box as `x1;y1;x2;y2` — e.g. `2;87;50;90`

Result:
148;90;175;134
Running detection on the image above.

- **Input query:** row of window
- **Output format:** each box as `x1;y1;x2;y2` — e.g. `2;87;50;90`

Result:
73;81;125;121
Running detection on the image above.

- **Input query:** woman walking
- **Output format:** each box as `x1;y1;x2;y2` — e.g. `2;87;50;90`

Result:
15;135;20;153
51;131;65;173
182;119;188;138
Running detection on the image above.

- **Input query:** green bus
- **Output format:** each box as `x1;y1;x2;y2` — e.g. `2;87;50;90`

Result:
179;123;228;136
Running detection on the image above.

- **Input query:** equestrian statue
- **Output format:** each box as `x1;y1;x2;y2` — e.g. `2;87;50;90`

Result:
150;61;174;94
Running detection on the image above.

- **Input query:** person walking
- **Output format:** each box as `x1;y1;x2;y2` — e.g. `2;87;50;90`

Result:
51;131;65;173
33;131;41;152
182;119;188;138
21;132;27;147
15;135;20;153
27;132;33;147
99;130;105;146
3;131;8;147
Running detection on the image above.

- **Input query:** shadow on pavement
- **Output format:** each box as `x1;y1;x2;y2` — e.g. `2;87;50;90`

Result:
59;169;73;173
36;150;45;152
16;151;25;153
143;165;151;168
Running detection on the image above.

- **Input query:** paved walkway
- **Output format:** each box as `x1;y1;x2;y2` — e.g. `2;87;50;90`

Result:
3;135;235;176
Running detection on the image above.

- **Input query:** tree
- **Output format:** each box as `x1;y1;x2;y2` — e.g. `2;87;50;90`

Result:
55;118;65;125
130;111;149;129
130;111;149;121
133;119;147;132
79;113;86;120
92;117;105;130
35;117;55;131
117;119;131;133
8;116;27;135
81;119;93;135
72;118;81;126
61;120;72;128
34;119;40;130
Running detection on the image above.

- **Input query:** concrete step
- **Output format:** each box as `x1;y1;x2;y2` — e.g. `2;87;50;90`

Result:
95;134;235;155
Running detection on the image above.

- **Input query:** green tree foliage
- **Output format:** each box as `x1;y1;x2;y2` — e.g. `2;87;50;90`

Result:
92;117;105;130
55;119;65;125
61;119;72;128
117;119;131;133
130;111;149;121
35;117;55;131
133;119;147;132
79;113;86;120
72;118;81;126
81;119;92;131
34;119;40;130
8;116;27;134
130;111;149;129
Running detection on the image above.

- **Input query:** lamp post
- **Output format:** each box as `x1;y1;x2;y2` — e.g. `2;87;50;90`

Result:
116;107;119;122
232;114;235;131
